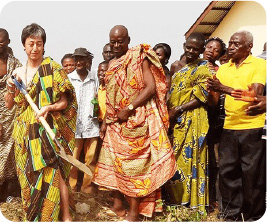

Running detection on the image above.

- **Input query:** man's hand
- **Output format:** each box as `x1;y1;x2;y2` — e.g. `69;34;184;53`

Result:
100;119;107;139
245;95;266;116
117;107;133;123
231;85;257;102
206;75;223;92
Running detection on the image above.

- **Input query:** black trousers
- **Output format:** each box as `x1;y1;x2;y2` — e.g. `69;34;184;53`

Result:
219;128;266;221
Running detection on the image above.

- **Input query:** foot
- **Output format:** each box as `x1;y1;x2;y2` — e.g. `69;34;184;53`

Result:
81;185;97;194
124;212;139;221
61;215;72;222
110;206;127;217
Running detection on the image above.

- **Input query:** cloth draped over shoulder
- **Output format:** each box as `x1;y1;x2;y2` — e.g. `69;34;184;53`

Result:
166;59;212;212
12;57;77;221
93;44;176;217
0;54;22;185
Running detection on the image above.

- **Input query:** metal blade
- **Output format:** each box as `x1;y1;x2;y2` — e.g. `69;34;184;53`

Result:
54;138;93;177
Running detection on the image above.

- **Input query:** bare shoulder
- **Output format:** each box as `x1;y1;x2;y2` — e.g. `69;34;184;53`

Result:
171;60;180;66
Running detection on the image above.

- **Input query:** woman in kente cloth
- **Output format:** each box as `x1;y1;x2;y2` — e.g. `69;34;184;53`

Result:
4;23;77;222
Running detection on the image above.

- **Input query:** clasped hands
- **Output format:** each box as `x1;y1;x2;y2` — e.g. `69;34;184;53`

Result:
207;76;265;116
231;86;265;115
99;106;134;139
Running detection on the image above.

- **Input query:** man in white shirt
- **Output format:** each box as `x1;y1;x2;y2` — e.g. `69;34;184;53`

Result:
68;47;99;193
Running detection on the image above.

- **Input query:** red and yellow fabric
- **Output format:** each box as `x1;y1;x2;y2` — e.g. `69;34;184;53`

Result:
93;44;176;217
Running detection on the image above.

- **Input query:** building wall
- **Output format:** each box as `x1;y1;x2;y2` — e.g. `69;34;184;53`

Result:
211;1;266;56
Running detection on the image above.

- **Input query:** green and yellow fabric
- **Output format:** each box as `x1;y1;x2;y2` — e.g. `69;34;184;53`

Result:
12;57;77;221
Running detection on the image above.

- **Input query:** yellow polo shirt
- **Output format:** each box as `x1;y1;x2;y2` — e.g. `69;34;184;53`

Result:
216;55;266;130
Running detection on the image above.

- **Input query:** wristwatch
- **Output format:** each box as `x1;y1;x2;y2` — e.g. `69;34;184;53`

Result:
128;104;134;110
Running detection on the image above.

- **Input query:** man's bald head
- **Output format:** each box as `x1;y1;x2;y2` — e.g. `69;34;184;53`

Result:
109;25;130;58
109;25;129;38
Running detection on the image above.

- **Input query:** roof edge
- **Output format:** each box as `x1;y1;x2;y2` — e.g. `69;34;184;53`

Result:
185;1;218;39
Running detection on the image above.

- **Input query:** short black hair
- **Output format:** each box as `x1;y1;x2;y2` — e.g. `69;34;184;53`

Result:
205;37;226;57
103;43;111;49
187;32;206;47
61;53;74;65
0;28;9;39
99;60;109;66
153;43;172;62
21;23;46;46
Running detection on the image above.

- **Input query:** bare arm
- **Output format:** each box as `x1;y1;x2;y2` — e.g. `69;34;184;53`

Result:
246;95;266;116
4;77;20;110
169;99;202;121
206;75;234;106
170;62;177;77
37;93;68;120
117;58;156;122
129;59;156;108
230;83;265;116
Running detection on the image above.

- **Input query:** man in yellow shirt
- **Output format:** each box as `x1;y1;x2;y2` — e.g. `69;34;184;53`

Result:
207;30;266;221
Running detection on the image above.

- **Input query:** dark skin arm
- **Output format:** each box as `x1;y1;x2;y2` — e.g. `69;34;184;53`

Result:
231;84;265;116
231;84;264;100
206;75;235;106
246;95;266;115
99;114;106;139
117;58;156;122
169;99;202;121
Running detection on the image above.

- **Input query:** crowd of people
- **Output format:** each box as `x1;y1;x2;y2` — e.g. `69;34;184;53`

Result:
0;23;266;222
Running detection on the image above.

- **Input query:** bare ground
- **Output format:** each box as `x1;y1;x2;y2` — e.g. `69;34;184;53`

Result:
0;191;221;221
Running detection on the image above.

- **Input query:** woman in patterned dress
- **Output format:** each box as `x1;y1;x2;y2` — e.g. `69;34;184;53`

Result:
4;23;77;222
166;33;213;213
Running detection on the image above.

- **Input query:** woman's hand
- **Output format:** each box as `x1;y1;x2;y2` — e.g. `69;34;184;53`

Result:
169;106;183;121
35;105;52;121
168;107;177;120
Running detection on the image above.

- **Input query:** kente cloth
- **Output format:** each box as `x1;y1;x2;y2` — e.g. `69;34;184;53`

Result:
12;57;77;221
0;53;22;185
166;59;212;213
93;44;176;217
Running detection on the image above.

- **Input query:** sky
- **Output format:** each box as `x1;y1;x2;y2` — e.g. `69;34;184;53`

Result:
0;0;267;221
0;0;213;70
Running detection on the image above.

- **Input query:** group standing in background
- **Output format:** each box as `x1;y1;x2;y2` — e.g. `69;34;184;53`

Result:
0;22;266;222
